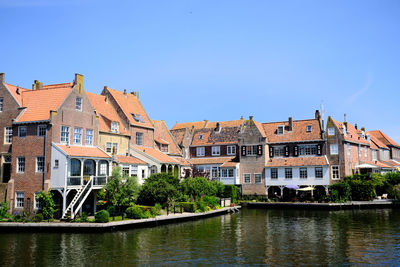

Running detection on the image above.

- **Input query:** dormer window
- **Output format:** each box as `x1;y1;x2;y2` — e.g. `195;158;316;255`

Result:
277;125;284;135
161;144;168;153
131;113;144;123
199;135;203;140
306;125;312;132
111;122;119;133
76;97;82;111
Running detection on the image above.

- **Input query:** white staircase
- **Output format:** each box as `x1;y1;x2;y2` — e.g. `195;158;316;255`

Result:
61;176;94;220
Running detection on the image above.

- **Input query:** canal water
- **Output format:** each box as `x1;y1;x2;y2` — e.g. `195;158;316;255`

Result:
0;208;399;266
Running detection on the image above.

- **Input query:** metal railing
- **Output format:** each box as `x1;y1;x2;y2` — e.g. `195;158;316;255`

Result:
67;176;108;187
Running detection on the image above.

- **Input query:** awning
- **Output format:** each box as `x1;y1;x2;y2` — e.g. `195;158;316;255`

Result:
297;187;315;191
285;185;299;190
355;163;379;169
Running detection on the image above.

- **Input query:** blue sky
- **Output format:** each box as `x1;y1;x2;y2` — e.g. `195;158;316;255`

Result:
1;0;399;142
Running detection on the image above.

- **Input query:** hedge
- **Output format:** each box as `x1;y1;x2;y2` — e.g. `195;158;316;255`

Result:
95;210;110;223
179;202;197;212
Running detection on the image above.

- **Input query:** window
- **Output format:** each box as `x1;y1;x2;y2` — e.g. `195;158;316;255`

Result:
228;168;234;177
212;167;219;178
38;125;46;137
271;168;278;179
358;145;361;158
111;122;119;133
136;132;143;145
364;146;368;158
212;146;220;156
227;145;236;155
196;147;205;157
300;168;308;178
85;129;93;145
5;127;12;144
273;146;285;157
106;142;112;153
247;145;258;156
161;144;168;152
17;157;25;173
99;162;108;176
199;135;203;140
285;168;292;179
277;125;284;135
131;113;144;123
18;126;27;138
16;192;24;208
244;174;251;183
76;97;82;111
347;143;351;156
299;145;317;156
330;144;338;155
306;125;312;132
36;157;45;173
70;159;81;176
74;128;82;144
221;169;228;178
372;150;377;161
0;98;3;111
332;165;340;180
255;174;262;184
315;167;323;178
328;127;335;136
54;159;59;168
122;165;130;176
130;165;138;176
112;143;118;154
61;126;70;144
34;192;41;210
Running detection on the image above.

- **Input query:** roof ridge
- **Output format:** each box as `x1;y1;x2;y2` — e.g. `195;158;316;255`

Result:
262;118;317;125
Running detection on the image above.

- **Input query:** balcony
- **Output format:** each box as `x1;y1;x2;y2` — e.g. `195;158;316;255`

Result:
67;176;108;188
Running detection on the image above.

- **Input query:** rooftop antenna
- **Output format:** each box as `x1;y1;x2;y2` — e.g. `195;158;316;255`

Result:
320;100;325;129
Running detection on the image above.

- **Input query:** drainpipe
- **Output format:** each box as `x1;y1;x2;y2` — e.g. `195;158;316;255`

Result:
63;158;68;214
42;127;47;191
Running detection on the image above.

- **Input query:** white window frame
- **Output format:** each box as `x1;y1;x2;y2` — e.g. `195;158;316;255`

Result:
227;145;236;156
372;150;377;161
99;162;108;176
61;126;70;144
332;165;340;180
73;128;82;144
285;168;292;179
299;144;318;156
112;143;118;154
277;125;284;135
347;143;351;156
130;165;138;176
271;168;278;179
330;144;338;155
85;129;93;145
273;146;285;157
315;167;323;179
17;157;25;173
211;146;220;156
196;147;205;157
328;127;335;136
4;127;12;144
34;192;41;210
18;126;27;138
300;168;308;179
36;156;45;173
16;192;24;208
246;145;258;156
228;168;234;178
306;125;312;132
211;167;219;178
106;142;112;153
54;159;59;169
364;146;368;158
111;122;119;133
358;144;361;158
76;97;82;111
244;173;251;184
254;173;262;184
136;132;143;146
37;125;46;137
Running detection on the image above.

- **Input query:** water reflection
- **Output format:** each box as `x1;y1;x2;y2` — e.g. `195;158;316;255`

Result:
0;208;399;266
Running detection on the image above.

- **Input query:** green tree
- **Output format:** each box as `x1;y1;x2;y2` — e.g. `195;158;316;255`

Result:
137;173;181;206
36;191;56;221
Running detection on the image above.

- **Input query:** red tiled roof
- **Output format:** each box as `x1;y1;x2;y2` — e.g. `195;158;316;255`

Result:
189;157;235;165
220;158;239;167
263;119;322;143
330;118;370;145
368;134;389;150
362;160;393;168
106;88;153;129
170;128;186;146
133;146;179;164
172;156;191;166
369;130;400;148
152;120;182;155
87;92;128;135
16;84;73;122
56;144;111;158
191;127;240;146
171;119;244;131
266;156;329;167
3;82;30;106
381;160;400;167
116;155;146;165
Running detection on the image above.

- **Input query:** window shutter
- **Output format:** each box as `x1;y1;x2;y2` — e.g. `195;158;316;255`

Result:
285;146;289;157
241;146;247;156
257;145;263;155
294;145;299;157
317;144;322;156
269;146;274;158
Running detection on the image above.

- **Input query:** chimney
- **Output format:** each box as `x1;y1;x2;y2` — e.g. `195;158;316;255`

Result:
74;73;84;93
215;122;220;132
288;117;293;131
249;116;253;121
123;89;127;95
315;110;320;120
0;73;4;83
354;123;358;130
32;80;43;90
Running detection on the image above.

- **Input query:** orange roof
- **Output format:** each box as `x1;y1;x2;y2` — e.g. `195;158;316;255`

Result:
87;92;128;135
369;130;400;148
3;82;30;106
189;157;235;165
172;156;191;166
170;128;186;146
368;134;389;150
206;119;244;128
152;120;182;155
362;160;393;168
191;127;240;146
263;119;322;143
16;84;73;123
220;158;239;167
106;88;153;129
171;119;244;131
330;119;370;145
55;144;111;158
266;156;329;167
116;155;146;165
134;146;179;164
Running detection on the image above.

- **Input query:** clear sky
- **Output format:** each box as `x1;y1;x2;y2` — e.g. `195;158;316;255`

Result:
1;0;399;142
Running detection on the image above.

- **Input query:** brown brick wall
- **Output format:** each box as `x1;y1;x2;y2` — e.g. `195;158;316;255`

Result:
130;126;154;148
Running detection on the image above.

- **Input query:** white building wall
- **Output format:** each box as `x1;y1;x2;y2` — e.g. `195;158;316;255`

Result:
137;165;148;184
50;146;68;189
265;166;330;186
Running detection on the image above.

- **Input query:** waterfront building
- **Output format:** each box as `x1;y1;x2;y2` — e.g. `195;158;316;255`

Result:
368;130;400;170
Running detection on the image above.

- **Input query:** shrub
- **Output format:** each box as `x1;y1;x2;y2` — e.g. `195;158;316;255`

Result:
329;182;351;202
179;202;197;212
126;206;144;219
223;185;238;203
195;199;207;212
36;191;56;221
33;213;43;222
181;177;218;200
384;172;400;186
348;179;375;201
203;196;219;208
95;210;110;223
390;184;400;200
150;204;162;216
137;173;181;206
0;202;7;219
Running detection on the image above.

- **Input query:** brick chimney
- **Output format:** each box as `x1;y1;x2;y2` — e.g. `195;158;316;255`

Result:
315;110;320;120
288;117;293;131
355;123;358;130
215;122;220;132
0;73;4;83
32;80;43;90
